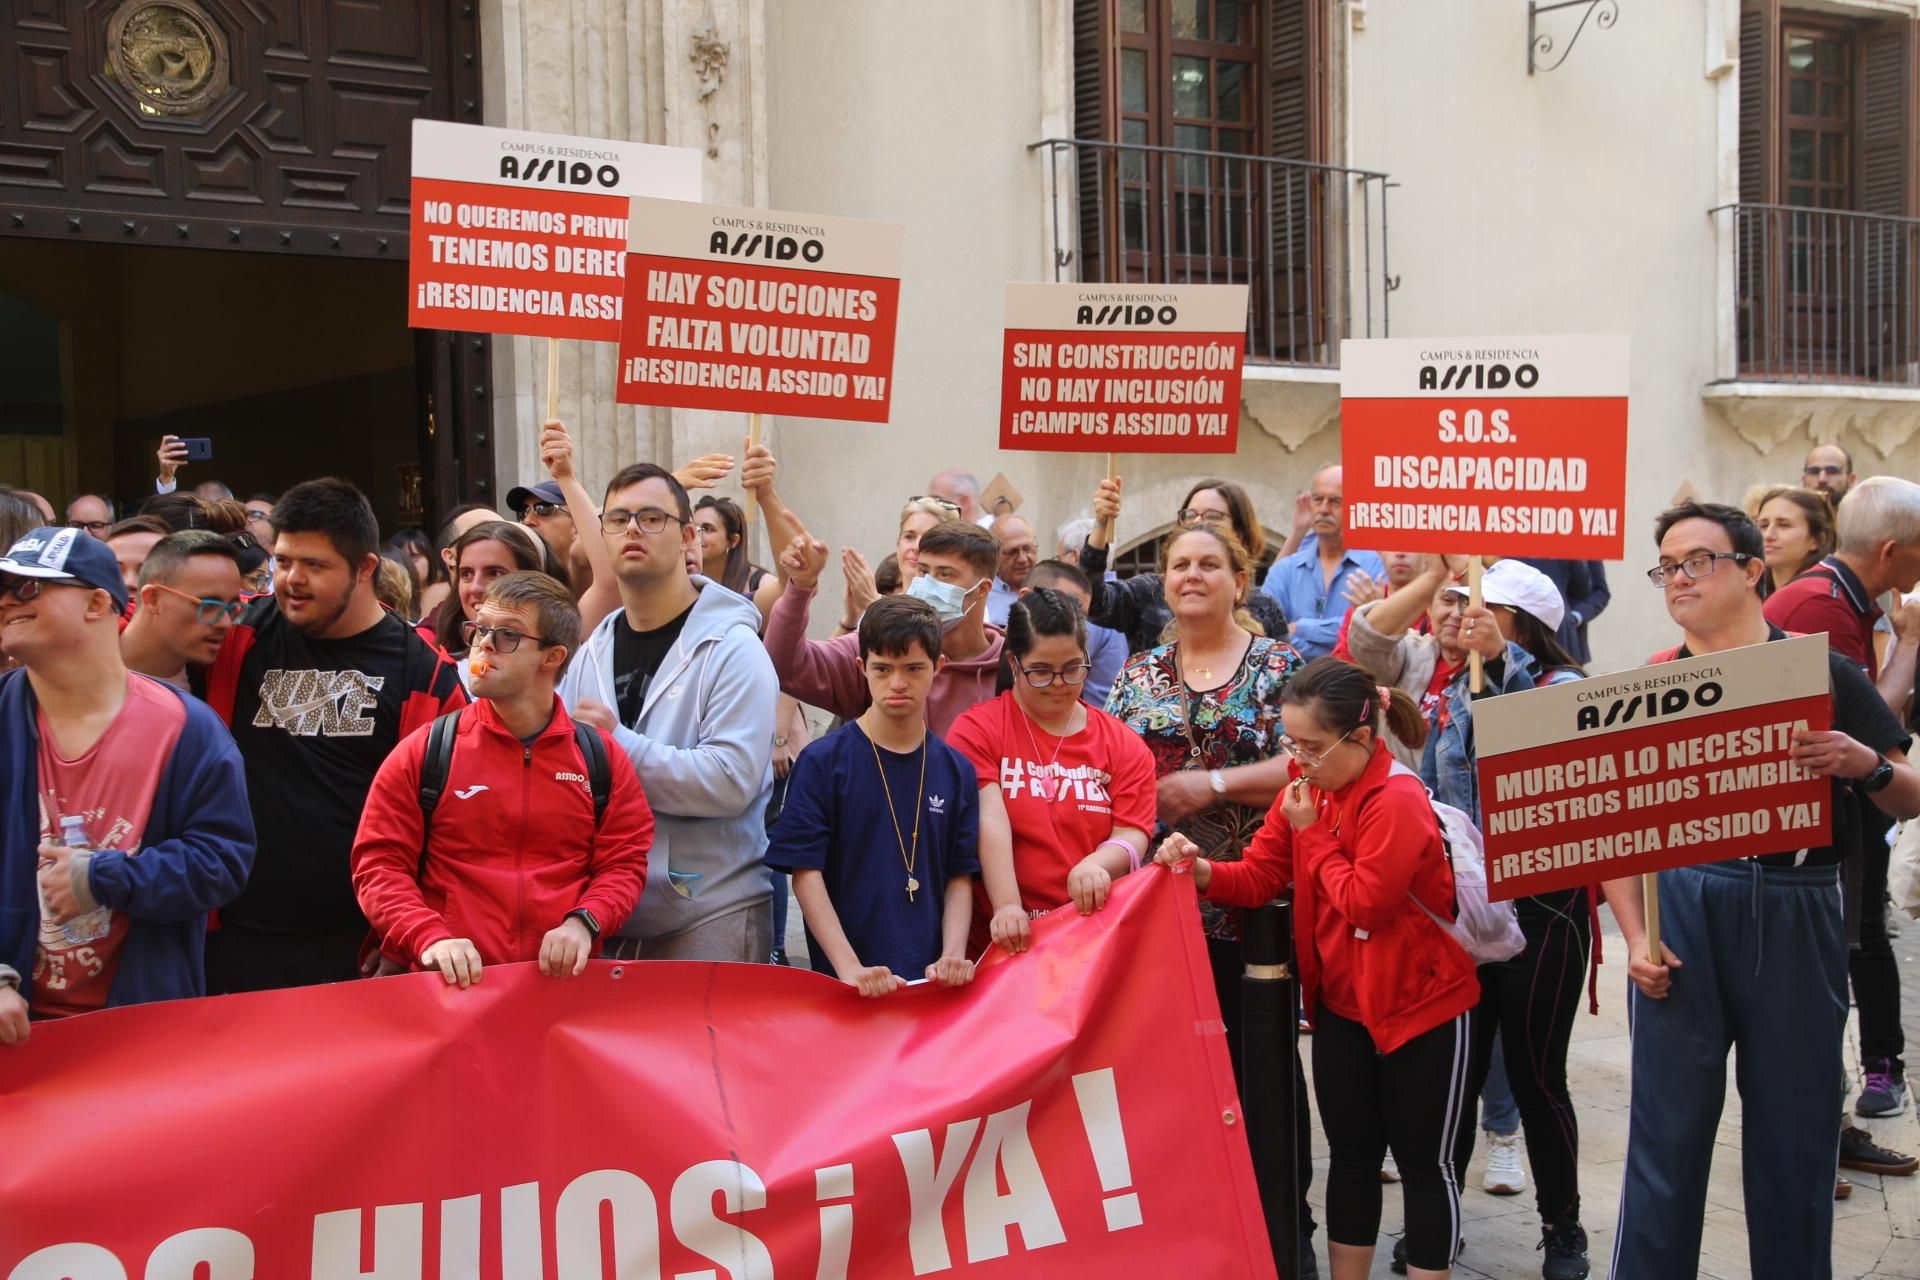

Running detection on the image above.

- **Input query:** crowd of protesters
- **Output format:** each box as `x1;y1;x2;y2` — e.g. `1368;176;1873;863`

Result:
5;434;1920;1280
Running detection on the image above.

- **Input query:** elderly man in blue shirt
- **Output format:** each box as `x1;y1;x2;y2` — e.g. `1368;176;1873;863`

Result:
1261;463;1384;659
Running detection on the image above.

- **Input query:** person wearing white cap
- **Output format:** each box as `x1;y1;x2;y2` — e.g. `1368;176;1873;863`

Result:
1482;559;1586;689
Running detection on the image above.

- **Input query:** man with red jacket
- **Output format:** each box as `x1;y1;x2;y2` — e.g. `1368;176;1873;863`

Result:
353;572;651;984
196;478;467;991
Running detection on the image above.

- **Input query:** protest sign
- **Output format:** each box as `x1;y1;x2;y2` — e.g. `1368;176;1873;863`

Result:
999;283;1250;455
1339;335;1630;559
1473;635;1832;901
0;872;1273;1280
615;198;904;422
408;120;702;342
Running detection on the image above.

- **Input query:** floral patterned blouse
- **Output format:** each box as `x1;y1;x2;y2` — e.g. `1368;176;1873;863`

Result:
1105;634;1305;940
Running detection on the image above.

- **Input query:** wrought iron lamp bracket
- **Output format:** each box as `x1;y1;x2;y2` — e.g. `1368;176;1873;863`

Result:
1529;0;1618;75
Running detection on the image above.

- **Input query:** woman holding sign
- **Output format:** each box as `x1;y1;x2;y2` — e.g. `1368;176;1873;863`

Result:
1157;657;1478;1280
1078;475;1290;654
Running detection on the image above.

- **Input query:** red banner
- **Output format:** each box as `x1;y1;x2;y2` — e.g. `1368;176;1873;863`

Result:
0;872;1272;1280
998;284;1249;454
407;120;702;342
1339;335;1630;559
1473;635;1833;900
615;198;904;422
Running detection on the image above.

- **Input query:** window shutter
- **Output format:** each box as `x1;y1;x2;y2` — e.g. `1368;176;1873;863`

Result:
1859;19;1917;376
1074;0;1115;282
1266;0;1326;360
1739;0;1780;205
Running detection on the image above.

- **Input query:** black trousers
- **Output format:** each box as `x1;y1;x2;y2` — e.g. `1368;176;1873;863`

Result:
1449;894;1593;1228
204;922;366;994
1209;935;1316;1241
1854;811;1904;1063
1312;1005;1472;1271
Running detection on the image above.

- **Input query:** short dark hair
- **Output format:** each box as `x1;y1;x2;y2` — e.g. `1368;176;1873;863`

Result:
140;529;240;587
105;515;171;542
605;463;691;523
247;492;277;507
1181;479;1267;563
1653;500;1765;565
1284;656;1428;750
1027;558;1092;596
271;478;379;569
874;552;904;595
859;595;942;663
916;520;999;580
484;570;582;675
140;492;214;533
997;586;1087;693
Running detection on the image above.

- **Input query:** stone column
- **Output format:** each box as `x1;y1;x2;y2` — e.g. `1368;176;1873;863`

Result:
479;0;767;499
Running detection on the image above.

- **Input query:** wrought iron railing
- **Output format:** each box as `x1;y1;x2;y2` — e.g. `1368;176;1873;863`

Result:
1716;202;1920;387
1032;138;1394;367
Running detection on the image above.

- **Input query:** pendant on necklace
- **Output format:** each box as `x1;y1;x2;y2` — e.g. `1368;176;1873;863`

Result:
1191;665;1213;681
905;876;920;901
1034;774;1057;802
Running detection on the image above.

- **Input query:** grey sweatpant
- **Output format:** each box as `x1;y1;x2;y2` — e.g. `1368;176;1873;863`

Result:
1611;860;1847;1279
603;898;772;964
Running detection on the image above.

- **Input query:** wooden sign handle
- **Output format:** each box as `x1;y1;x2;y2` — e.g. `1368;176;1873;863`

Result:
1643;871;1662;966
1468;556;1485;694
1101;452;1118;543
546;338;560;423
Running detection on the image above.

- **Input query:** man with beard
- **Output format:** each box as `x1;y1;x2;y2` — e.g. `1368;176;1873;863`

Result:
196;478;466;991
1802;443;1858;503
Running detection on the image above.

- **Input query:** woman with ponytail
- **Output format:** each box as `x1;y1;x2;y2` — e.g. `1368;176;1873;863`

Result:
946;587;1157;951
1158;656;1477;1280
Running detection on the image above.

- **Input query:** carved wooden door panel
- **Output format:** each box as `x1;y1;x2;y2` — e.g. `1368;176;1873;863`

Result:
0;0;481;258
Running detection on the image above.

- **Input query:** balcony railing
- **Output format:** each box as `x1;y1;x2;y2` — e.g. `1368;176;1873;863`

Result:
1718;202;1920;387
1032;137;1393;368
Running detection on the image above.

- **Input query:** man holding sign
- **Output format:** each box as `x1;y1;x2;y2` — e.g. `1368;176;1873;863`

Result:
1603;501;1920;1280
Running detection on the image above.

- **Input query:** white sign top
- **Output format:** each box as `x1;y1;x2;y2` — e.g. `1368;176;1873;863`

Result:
1004;282;1250;333
411;120;701;200
627;196;905;279
1341;334;1631;399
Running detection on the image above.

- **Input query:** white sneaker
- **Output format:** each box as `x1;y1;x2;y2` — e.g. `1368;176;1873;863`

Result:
1481;1130;1527;1196
1380;1152;1401;1183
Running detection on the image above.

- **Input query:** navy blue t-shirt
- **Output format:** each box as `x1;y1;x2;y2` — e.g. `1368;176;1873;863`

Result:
765;721;981;978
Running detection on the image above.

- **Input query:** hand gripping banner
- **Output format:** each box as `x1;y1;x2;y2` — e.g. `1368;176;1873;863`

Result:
1;871;1274;1280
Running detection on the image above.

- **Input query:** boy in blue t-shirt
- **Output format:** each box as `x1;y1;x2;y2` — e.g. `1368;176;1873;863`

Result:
766;596;980;996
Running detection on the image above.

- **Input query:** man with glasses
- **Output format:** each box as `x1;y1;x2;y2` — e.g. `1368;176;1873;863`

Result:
243;495;275;548
352;571;652;988
64;494;114;540
986;512;1040;626
1603;500;1920;1280
121;530;244;690
1802;443;1858;503
1261;463;1385;660
506;478;578;579
560;463;777;963
0;527;253;1042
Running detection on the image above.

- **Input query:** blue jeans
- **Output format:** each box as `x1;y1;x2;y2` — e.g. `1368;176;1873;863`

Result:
1480;1031;1520;1134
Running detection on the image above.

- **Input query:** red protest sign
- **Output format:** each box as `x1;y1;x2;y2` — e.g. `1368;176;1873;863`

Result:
614;198;904;422
407;120;701;341
999;283;1249;454
0;873;1273;1280
1339;335;1630;558
1473;635;1832;901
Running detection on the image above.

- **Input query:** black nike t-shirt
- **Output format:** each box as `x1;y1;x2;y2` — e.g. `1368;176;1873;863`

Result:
611;603;693;726
207;601;466;931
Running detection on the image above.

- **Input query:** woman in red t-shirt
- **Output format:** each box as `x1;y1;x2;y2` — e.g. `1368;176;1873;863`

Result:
948;588;1157;953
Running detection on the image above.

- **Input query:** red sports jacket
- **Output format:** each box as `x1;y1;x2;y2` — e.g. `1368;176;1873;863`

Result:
350;697;653;966
1203;742;1479;1054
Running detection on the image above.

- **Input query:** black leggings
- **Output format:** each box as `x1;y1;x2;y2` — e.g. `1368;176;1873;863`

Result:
1854;810;1904;1063
1450;894;1592;1226
1312;1004;1472;1271
1209;936;1316;1241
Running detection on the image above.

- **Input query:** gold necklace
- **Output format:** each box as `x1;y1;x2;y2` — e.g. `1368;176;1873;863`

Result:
865;715;928;901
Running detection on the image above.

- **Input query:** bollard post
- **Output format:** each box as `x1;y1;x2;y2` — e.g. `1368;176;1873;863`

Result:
1241;896;1301;1276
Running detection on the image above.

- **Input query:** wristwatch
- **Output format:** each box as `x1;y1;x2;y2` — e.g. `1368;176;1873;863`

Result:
1208;769;1228;797
566;908;602;939
1859;753;1895;795
774;735;789;748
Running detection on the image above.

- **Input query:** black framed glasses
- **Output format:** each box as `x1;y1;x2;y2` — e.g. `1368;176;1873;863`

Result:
1175;508;1230;529
601;508;683;535
1645;552;1754;587
66;520;109;534
462;621;553;654
523;501;567;520
150;582;244;624
1803;465;1846;479
245;508;272;522
0;575;86;603
1012;659;1091;688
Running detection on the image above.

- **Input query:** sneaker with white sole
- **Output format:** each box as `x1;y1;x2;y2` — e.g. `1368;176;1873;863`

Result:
1858;1057;1909;1118
1482;1129;1528;1196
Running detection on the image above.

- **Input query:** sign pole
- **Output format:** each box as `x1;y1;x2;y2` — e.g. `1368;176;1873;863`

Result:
1102;452;1118;543
746;412;762;526
1642;872;1662;966
546;338;560;423
1467;556;1485;693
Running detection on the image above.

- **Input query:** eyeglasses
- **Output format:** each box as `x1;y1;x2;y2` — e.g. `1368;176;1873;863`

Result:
905;495;964;517
0;575;87;603
149;582;244;625
1012;659;1091;688
1803;465;1846;478
461;621;553;654
523;501;567;520
245;509;272;523
1645;551;1755;587
66;520;109;534
1176;508;1230;529
1279;727;1356;769
600;508;683;535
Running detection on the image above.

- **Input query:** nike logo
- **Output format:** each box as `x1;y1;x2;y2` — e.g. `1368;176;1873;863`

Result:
453;785;489;800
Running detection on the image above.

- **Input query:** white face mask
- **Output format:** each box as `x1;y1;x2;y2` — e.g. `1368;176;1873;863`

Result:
908;574;979;629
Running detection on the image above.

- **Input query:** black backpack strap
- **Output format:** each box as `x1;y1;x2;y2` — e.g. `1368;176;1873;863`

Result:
415;709;464;877
572;721;613;827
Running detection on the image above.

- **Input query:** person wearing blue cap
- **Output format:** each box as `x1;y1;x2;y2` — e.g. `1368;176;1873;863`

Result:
507;478;578;582
0;527;255;1043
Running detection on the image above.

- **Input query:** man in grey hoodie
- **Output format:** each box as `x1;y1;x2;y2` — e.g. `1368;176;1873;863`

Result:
562;463;778;962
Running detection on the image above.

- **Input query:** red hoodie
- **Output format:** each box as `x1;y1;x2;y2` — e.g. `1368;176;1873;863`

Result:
1202;742;1478;1054
350;697;654;966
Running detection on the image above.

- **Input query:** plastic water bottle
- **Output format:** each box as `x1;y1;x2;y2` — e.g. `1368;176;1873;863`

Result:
53;816;109;947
